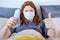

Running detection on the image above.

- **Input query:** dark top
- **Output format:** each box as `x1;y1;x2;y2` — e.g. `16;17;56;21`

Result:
10;21;49;38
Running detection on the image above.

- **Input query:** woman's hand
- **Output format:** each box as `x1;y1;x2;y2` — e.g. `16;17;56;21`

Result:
0;17;18;38
43;12;58;38
5;17;18;29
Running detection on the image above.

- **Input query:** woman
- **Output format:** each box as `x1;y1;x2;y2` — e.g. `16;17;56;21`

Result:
0;1;57;38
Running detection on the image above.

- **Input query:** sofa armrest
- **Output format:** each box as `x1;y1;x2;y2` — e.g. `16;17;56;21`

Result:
0;18;8;30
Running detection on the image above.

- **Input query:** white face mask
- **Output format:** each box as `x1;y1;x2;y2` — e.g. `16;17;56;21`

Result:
24;11;35;21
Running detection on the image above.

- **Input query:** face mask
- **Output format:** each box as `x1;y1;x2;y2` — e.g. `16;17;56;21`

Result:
24;11;35;21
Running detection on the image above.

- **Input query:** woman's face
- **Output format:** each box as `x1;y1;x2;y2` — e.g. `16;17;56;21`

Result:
23;6;35;21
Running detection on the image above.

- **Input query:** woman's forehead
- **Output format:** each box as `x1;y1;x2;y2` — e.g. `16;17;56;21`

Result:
23;6;34;11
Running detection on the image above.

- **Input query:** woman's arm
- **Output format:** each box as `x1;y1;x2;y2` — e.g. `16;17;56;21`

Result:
40;20;58;38
0;17;18;38
0;26;11;38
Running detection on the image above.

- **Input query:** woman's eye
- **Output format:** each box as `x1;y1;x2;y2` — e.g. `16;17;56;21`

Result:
25;10;28;12
30;10;33;12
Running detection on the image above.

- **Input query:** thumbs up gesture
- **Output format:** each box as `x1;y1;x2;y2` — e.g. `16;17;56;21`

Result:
48;12;52;20
44;12;55;28
43;12;58;37
44;12;53;28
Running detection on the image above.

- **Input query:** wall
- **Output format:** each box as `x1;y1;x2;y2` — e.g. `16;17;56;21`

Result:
0;0;60;8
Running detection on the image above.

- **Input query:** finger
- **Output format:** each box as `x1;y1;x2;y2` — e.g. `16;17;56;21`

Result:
9;17;18;21
48;12;51;19
10;19;18;25
12;21;18;26
7;19;18;27
7;21;17;28
8;21;15;26
8;19;16;26
7;23;14;28
9;17;18;22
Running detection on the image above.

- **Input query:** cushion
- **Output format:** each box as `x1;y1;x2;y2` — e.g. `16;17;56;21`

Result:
0;7;19;18
40;5;60;19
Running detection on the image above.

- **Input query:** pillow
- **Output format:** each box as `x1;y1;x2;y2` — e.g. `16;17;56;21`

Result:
0;7;19;18
40;5;60;19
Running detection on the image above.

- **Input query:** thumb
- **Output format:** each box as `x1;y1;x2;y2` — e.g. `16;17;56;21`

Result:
48;12;51;19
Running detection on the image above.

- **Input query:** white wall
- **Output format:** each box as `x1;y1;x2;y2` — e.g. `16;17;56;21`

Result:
0;0;60;8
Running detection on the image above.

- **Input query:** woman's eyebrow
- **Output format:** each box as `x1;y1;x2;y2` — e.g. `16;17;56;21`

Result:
25;10;28;12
